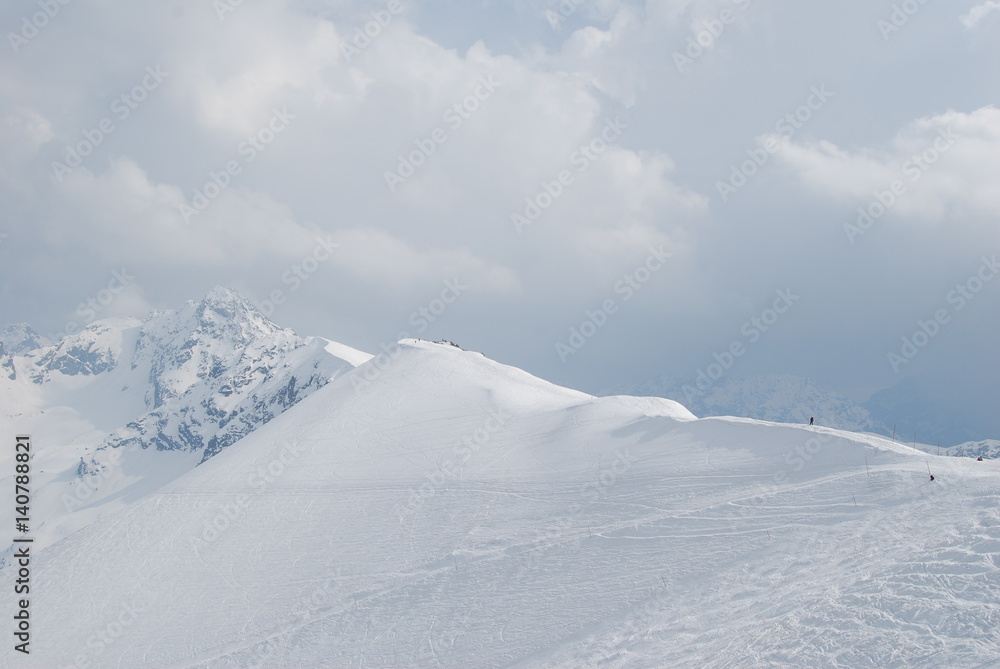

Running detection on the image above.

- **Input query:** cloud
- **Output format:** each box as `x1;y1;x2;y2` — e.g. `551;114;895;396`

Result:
2;0;998;425
328;227;521;296
0;108;54;189
961;1;1000;29
773;106;1000;222
49;158;325;267
172;9;362;137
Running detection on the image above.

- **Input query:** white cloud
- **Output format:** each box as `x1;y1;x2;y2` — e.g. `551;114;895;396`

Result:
961;1;1000;29
0;108;54;190
171;9;359;136
329;227;521;296
50;158;325;267
3;108;54;152
2;0;998;418
774;107;1000;221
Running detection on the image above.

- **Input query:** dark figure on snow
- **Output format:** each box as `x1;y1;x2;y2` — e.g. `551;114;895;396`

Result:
930;474;935;481
809;417;814;426
978;455;984;461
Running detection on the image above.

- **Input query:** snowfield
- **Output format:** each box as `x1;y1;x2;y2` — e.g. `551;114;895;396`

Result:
2;339;998;668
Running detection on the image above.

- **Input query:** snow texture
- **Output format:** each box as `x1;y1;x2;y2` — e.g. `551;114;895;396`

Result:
1;336;997;668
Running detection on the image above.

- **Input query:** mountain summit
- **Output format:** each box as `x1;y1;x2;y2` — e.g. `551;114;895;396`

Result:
0;287;371;550
97;286;361;461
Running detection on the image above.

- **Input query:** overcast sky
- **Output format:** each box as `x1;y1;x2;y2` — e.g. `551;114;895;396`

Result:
1;0;998;426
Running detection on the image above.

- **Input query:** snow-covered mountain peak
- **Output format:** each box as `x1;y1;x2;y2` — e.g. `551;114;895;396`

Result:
940;439;1000;459
89;287;362;459
28;317;142;381
384;338;592;411
0;322;49;356
129;288;302;406
174;284;290;347
0;288;373;551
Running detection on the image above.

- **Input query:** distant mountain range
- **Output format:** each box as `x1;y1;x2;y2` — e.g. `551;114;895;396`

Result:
604;373;993;450
3;317;998;667
1;287;990;557
919;440;1000;460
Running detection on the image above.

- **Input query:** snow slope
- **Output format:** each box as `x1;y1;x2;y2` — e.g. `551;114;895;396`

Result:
2;340;997;668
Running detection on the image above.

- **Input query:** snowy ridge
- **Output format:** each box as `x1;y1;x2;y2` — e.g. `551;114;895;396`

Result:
93;288;364;463
29;317;142;380
942;440;1000;460
0;323;51;361
2;340;997;667
608;373;889;435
